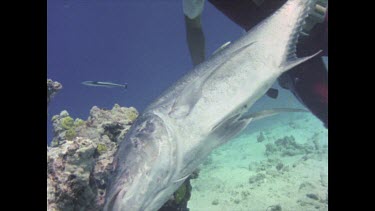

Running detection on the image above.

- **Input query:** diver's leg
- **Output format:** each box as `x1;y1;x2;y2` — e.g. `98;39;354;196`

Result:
184;15;206;66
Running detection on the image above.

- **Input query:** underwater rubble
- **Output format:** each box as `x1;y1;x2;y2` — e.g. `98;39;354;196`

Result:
47;79;62;106
264;135;327;157
266;204;282;211
296;181;328;209
189;117;328;210
247;157;291;190
47;104;196;211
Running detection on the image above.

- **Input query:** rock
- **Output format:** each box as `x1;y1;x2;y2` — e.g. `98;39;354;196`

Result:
47;138;99;211
249;173;266;184
297;198;325;210
299;181;316;192
265;143;277;156
275;136;301;149
257;132;265;142
266;204;282;211
47;79;62;106
265;135;315;157
212;199;219;205
241;191;250;199
306;193;320;201
296;182;327;210
275;162;284;171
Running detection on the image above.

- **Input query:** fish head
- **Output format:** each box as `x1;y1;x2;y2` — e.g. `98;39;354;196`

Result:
104;113;177;211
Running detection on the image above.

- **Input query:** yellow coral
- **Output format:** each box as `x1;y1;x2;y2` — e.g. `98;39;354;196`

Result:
127;110;138;122
61;116;74;130
96;144;107;154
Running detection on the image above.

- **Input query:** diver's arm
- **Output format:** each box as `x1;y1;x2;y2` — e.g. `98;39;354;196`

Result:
184;14;206;66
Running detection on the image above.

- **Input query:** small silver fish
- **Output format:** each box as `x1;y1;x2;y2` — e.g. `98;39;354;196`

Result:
81;81;128;89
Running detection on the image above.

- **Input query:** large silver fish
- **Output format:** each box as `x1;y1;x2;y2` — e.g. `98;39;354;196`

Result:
104;0;319;210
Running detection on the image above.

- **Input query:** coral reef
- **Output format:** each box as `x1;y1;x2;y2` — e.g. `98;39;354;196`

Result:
47;104;135;211
47;104;196;211
47;137;100;211
60;116;74;130
47;79;62;106
50;110;88;147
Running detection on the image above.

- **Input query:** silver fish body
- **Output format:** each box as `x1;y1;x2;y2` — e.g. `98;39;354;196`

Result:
104;0;318;210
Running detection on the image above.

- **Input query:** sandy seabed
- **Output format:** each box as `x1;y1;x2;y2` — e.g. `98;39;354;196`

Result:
188;113;328;211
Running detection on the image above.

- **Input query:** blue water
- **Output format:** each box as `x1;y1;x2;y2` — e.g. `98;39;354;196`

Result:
47;0;247;143
47;0;310;143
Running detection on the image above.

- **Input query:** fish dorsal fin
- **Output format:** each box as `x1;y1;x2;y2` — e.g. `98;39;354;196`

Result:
168;42;256;119
283;0;313;61
280;0;321;71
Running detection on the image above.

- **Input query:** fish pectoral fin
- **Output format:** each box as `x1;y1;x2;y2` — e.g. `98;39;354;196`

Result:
168;78;204;119
210;108;308;143
210;113;254;144
240;108;308;122
281;50;322;72
173;174;191;183
266;88;279;99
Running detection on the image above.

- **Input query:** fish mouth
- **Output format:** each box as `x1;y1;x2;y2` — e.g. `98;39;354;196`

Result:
104;112;176;211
